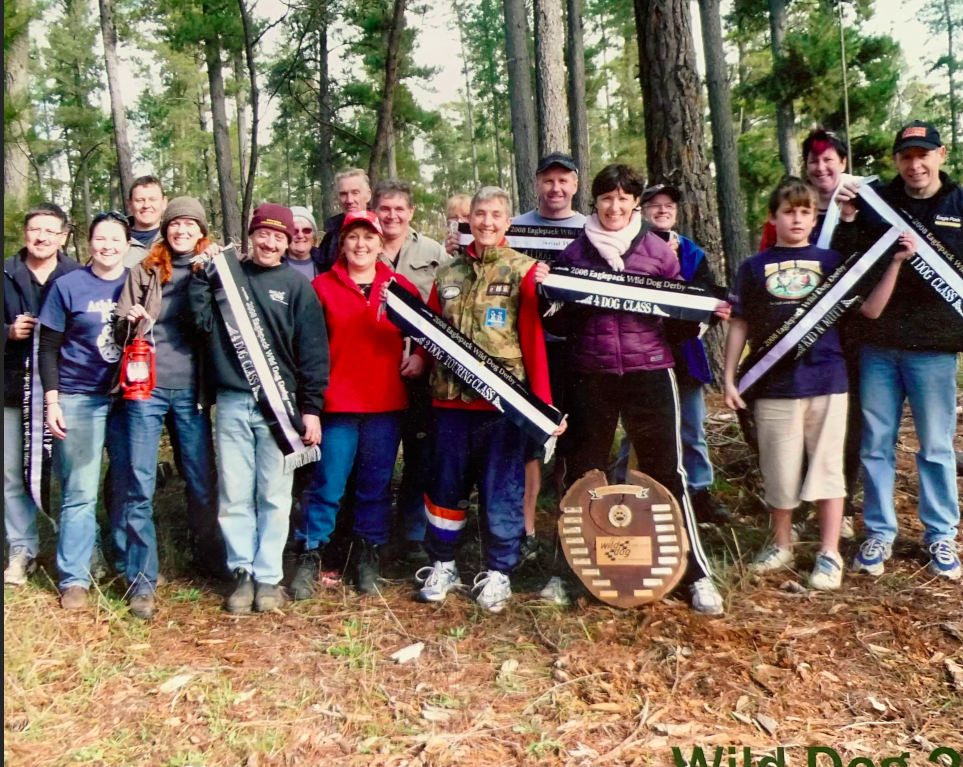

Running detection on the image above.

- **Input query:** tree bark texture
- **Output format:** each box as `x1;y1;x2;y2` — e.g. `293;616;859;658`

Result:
453;1;480;188
204;31;242;244
944;0;959;162
316;12;335;220
196;72;220;236
534;0;571;157
768;0;799;177
698;0;750;283
368;0;407;188
233;49;249;186
99;0;134;201
4;25;32;209
566;0;592;214
238;0;260;253
502;0;538;211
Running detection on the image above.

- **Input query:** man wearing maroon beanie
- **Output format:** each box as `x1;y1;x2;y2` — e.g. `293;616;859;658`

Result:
191;202;330;613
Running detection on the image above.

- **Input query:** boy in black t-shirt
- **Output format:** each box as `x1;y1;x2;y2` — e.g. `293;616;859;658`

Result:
723;179;857;591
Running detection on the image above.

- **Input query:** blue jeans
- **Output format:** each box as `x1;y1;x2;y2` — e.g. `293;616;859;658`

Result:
859;345;959;544
4;407;39;558
216;390;293;585
300;412;403;549
55;394;126;590
612;378;713;491
124;387;217;595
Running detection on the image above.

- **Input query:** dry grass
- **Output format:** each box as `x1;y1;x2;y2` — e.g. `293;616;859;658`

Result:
4;398;961;767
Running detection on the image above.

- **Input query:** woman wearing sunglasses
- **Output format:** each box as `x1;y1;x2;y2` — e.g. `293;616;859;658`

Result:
285;206;327;280
38;211;130;611
112;197;222;619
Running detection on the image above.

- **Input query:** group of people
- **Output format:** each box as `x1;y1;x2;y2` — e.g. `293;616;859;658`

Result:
4;118;959;622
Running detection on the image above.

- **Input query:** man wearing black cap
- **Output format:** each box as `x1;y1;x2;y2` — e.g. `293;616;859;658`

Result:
836;120;962;582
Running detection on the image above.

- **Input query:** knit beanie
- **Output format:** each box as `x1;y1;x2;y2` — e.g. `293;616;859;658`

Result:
249;203;295;242
289;206;317;232
161;197;209;238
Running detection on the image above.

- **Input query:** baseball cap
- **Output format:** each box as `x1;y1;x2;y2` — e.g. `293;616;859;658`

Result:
536;152;578;175
641;183;682;204
340;210;383;237
892;121;943;154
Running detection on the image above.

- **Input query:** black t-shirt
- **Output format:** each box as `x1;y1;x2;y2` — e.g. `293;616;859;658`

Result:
130;228;159;249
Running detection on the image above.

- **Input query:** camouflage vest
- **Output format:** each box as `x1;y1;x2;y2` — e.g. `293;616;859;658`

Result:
432;245;535;403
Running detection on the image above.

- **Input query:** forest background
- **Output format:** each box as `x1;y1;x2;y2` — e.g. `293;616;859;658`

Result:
3;0;961;280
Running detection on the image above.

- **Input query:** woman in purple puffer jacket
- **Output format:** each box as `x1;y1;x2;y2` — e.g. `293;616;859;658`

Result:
537;164;724;616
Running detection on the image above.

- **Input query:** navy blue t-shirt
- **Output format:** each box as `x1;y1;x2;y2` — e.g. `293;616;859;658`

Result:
730;245;848;399
38;266;128;394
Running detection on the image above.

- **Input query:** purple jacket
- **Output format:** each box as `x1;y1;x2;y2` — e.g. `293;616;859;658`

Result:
554;227;679;375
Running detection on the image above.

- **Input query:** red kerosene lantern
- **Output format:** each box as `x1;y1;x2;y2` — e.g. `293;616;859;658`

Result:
120;338;156;400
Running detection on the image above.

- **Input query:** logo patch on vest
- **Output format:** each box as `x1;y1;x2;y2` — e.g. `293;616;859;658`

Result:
935;215;961;228
440;285;462;300
487;282;512;296
485;307;507;328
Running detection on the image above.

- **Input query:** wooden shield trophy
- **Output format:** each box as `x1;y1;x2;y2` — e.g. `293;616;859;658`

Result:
558;470;690;607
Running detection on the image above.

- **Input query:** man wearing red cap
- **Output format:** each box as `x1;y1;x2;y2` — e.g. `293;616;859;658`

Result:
191;203;330;613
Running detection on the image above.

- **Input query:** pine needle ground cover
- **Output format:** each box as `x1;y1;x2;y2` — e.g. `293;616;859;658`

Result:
4;398;961;767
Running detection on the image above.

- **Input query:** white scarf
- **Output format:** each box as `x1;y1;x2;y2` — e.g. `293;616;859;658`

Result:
584;211;643;271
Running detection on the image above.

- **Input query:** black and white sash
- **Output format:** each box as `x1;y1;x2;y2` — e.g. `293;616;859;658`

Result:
208;246;320;472
21;326;54;521
382;281;563;460
737;228;901;394
457;223;581;256
538;266;727;324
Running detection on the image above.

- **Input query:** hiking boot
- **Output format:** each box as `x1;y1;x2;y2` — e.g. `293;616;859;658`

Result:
353;539;382;595
520;534;542;563
689;577;724;616
4;547;36;585
89;543;109;580
402;541;431;567
538;576;571;606
60;585;88;610
129;592;156;620
839;515;856;541
415;561;462;603
691;489;734;525
472;570;512;613
750;545;795;574
290;547;322;600
225;568;255;614
254;581;285;612
809;549;844;591
852;538;892;576
927;540;961;581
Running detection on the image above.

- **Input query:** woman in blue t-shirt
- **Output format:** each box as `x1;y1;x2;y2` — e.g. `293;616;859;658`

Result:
38;212;130;611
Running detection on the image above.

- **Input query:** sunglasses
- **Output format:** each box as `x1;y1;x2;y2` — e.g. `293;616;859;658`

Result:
294;227;314;235
91;210;129;227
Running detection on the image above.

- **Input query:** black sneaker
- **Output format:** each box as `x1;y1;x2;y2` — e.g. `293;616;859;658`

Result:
520;534;542;563
290;547;323;600
129;592;156;620
402;541;431;567
254;581;285;612
225;568;255;614
354;539;382;595
691;489;734;525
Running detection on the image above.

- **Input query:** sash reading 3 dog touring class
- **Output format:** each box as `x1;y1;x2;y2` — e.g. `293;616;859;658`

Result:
537;266;728;324
382;280;564;461
22;326;55;526
207;246;320;472
457;223;581;256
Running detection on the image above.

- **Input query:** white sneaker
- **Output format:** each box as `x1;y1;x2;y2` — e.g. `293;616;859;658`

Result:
809;549;844;591
839;516;855;540
926;540;961;581
89;543;109;580
852;537;892;576
4;548;36;585
750;545;795;573
689;577;724;616
538;576;570;606
415;561;462;603
473;570;511;613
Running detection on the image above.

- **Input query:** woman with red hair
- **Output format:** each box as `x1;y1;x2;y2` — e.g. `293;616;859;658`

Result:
112;197;222;619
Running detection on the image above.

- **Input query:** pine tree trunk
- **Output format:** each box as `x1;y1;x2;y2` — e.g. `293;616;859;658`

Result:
233;49;249;186
387;120;399;179
534;0;571;156
204;30;242;244
368;0;407;188
566;0;591;214
945;0;959;165
196;72;220;236
634;0;725;379
769;0;799;176
3;25;31;210
316;15;335;220
99;0;134;201
698;0;750;283
238;0;260;252
453;1;480;187
503;0;538;211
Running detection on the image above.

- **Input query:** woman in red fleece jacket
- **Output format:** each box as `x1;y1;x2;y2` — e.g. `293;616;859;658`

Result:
291;211;425;598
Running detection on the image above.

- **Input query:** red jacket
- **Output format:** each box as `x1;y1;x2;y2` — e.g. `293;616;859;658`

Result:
425;240;553;412
312;260;423;413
